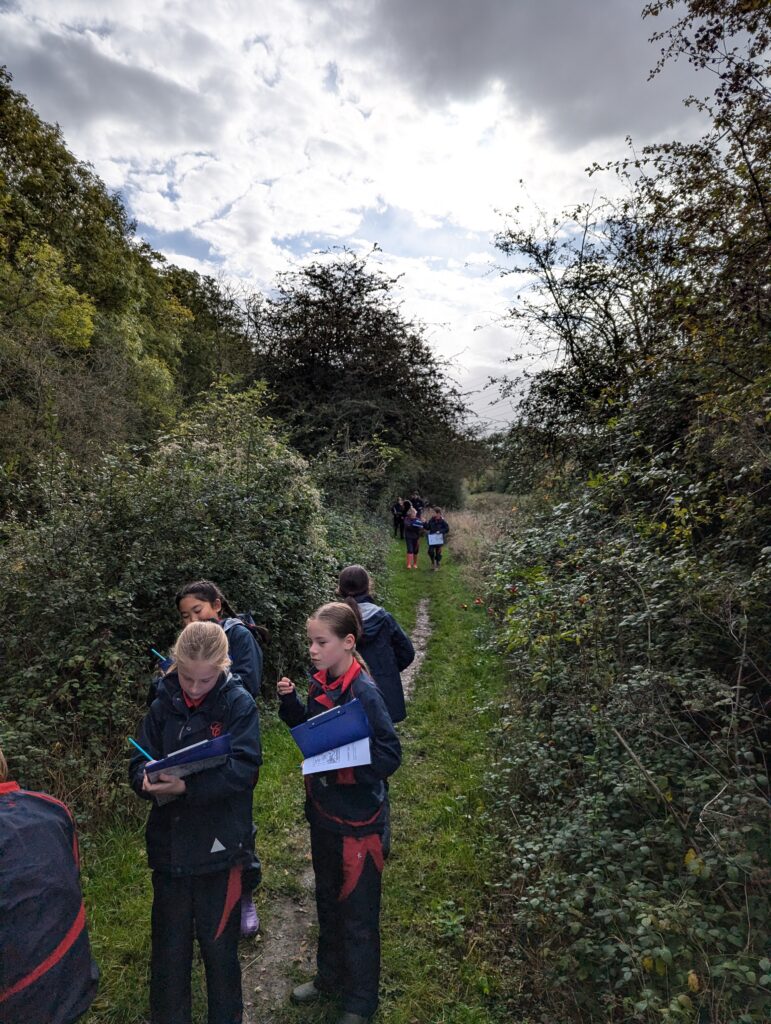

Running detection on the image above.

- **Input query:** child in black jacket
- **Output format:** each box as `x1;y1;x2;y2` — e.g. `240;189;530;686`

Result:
402;504;426;570
175;579;267;937
337;564;414;723
425;507;450;570
277;601;401;1024
129;621;262;1024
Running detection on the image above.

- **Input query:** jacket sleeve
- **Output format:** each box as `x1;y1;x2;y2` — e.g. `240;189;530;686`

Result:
353;682;402;784
128;703;164;801
278;688;310;728
389;615;415;671
227;623;263;698
184;693;262;806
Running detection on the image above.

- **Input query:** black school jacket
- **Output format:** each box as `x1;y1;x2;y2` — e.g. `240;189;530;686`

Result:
0;782;99;1024
129;671;262;875
355;596;414;723
279;665;401;836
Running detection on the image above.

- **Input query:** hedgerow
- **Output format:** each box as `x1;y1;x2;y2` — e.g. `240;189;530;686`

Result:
483;445;770;1022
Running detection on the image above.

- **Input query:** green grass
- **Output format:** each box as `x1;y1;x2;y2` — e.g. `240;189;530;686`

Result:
378;541;510;1024
83;533;512;1023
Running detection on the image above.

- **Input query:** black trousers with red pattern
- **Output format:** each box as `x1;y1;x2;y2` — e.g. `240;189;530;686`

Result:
149;868;242;1024
310;826;384;1018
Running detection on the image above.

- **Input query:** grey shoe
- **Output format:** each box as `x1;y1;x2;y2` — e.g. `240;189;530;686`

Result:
291;980;323;1005
337;1015;370;1024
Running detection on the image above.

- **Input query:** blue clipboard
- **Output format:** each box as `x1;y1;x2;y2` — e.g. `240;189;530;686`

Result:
290;698;372;758
146;733;232;773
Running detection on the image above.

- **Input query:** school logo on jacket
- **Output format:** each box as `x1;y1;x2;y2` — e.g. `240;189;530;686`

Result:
209;721;223;738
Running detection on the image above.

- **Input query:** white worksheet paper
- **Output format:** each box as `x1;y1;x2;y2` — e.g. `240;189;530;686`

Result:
302;737;372;775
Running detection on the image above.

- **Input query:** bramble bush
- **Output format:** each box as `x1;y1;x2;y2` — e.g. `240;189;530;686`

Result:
0;386;386;819
484;466;770;1023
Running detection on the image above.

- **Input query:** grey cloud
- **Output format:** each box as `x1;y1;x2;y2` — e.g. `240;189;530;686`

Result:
5;28;222;147
354;0;705;147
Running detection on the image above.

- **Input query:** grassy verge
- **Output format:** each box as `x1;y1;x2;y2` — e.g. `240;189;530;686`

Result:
83;511;512;1023
378;538;510;1024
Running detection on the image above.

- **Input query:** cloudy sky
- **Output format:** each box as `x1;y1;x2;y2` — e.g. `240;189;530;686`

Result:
1;0;702;426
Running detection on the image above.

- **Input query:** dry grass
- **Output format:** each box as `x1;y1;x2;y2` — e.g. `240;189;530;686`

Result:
445;492;512;587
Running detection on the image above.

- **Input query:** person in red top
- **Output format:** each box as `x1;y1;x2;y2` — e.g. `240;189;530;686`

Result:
0;746;99;1024
277;601;401;1024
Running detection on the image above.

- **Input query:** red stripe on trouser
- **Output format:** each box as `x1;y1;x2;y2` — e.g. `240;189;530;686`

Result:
338;834;384;902
214;865;243;940
0;903;86;1002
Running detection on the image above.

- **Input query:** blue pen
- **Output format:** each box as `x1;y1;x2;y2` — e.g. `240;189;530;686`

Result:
150;648;165;660
128;736;154;761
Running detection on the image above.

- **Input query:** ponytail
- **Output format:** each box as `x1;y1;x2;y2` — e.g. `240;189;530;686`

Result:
0;745;7;783
171;621;231;673
337;564;372;599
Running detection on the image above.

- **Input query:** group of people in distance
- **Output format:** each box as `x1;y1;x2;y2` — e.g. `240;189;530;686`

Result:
391;495;450;570
1;566;415;1024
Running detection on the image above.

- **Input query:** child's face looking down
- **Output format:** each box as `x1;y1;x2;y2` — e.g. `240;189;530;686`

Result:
176;659;222;701
178;595;222;624
307;618;355;676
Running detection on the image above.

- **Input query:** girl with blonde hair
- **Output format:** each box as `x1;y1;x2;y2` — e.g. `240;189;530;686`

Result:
129;620;262;1024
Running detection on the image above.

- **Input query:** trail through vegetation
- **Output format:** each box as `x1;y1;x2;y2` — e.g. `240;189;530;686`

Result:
80;509;511;1024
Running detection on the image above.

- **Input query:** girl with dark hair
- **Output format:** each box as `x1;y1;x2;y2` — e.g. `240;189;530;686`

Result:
425;507;450;571
277;602;401;1024
175;580;267;700
337;565;413;723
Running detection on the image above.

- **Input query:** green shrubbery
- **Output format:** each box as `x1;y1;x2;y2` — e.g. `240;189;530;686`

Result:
0;386;386;818
485;473;770;1022
483;4;770;1020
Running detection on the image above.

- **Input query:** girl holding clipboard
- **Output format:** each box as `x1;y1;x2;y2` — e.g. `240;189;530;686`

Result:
277;602;401;1024
425;506;450;570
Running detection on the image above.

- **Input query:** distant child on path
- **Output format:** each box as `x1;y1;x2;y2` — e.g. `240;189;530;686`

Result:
409;493;425;515
0;746;99;1024
277;602;401;1024
402;503;426;569
337;565;414;723
425;507;450;570
390;497;406;539
129;621;262;1024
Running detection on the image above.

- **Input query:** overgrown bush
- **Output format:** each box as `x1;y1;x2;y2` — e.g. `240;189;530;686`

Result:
484;460;770;1022
0;386;385;819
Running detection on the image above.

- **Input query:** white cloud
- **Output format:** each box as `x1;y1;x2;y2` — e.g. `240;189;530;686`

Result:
1;0;702;427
